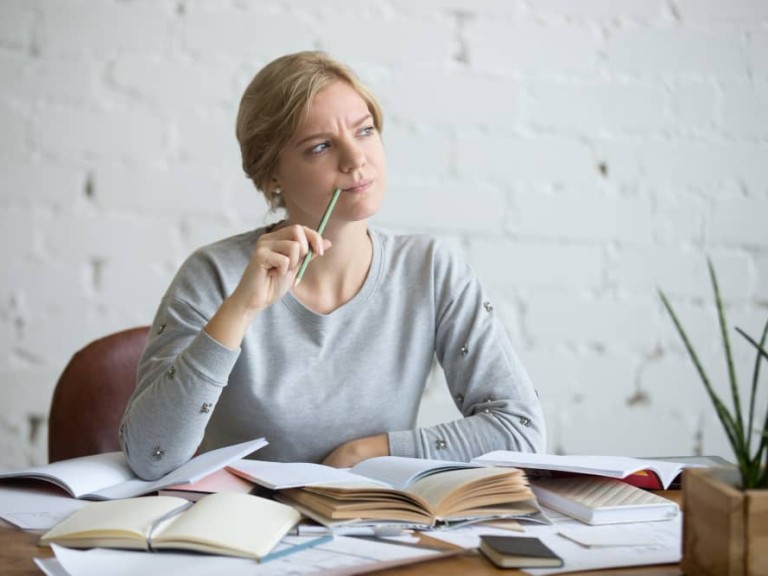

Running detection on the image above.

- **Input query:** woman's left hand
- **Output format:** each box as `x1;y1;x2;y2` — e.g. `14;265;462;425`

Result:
321;434;390;468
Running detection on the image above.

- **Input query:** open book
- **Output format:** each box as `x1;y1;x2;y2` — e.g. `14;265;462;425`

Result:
0;438;267;500
471;451;701;490
228;456;540;530
40;492;303;560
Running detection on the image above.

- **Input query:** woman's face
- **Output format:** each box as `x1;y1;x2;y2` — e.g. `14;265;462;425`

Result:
274;80;387;228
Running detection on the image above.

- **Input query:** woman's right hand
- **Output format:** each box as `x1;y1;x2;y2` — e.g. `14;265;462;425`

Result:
235;224;331;312
205;224;331;349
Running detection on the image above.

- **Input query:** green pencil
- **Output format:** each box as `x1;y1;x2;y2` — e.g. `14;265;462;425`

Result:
294;188;341;286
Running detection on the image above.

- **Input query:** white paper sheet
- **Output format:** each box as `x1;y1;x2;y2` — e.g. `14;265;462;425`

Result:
422;521;544;549
557;525;657;547
40;535;448;576
523;514;681;575
0;484;87;530
34;557;70;576
426;506;681;575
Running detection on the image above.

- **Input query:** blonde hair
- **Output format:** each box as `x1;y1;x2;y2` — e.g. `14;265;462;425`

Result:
236;51;384;209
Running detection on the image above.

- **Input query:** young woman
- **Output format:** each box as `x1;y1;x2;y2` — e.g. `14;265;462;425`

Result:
120;51;545;480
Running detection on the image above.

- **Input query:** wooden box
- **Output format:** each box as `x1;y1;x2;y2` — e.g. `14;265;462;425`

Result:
682;467;768;576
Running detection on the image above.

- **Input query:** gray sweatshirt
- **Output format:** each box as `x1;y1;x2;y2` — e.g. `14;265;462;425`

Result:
120;227;546;480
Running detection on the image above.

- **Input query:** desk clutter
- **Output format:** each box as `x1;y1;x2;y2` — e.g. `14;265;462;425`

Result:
0;443;703;575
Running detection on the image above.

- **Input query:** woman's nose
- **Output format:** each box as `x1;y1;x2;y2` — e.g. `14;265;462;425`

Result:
339;140;365;173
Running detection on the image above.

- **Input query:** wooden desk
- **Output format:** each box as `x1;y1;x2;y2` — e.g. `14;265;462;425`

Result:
0;493;684;576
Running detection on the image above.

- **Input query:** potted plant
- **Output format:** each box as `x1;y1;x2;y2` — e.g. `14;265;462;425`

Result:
660;259;767;576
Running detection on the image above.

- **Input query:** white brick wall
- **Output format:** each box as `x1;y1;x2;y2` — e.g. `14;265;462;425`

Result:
469;22;598;75
604;28;746;77
1;0;766;469
525;81;671;135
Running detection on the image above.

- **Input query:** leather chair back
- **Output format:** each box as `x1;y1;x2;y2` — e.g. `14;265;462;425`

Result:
48;326;150;462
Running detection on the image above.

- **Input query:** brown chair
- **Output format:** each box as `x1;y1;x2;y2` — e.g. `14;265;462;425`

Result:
48;326;150;463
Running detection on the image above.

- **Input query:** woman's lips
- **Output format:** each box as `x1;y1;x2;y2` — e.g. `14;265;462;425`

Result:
343;179;372;194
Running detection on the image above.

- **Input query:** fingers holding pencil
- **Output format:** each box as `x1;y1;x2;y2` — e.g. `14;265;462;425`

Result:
258;225;329;278
295;188;341;286
228;224;328;313
226;188;341;316
205;223;330;349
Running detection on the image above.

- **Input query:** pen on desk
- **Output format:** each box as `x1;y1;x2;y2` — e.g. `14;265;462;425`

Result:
290;524;412;537
294;188;342;287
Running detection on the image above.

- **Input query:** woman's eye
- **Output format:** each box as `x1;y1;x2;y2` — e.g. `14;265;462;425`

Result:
359;125;376;137
307;141;330;155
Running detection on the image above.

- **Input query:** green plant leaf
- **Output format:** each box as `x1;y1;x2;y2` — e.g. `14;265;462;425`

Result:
658;289;744;465
659;258;768;489
741;322;768;448
736;323;768;488
736;326;768;363
707;259;745;448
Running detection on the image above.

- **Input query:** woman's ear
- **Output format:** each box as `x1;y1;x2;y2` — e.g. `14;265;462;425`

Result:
268;178;284;210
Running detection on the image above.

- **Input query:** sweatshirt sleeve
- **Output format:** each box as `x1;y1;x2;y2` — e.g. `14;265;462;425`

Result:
388;241;546;461
120;254;241;481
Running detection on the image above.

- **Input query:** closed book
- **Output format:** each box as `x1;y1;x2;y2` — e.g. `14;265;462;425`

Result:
531;476;679;525
479;535;563;568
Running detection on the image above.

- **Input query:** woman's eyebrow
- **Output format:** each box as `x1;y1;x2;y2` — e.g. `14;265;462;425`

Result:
293;113;373;148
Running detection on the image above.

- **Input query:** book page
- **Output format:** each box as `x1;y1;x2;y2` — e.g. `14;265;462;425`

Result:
472;452;689;489
282;487;434;526
227;460;384;489
229;456;475;491
0;437;268;501
153;492;300;558
406;467;533;517
0;452;133;498
350;456;476;490
40;496;190;548
91;437;268;500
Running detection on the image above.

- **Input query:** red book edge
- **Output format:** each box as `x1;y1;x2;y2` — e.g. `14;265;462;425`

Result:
525;469;672;490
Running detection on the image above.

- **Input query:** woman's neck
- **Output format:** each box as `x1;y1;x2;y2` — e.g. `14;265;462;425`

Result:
288;220;373;314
